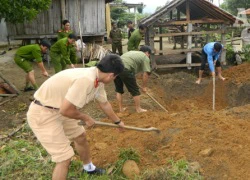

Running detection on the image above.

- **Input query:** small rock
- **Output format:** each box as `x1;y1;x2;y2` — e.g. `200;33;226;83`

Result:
122;160;140;179
199;148;213;157
188;162;201;173
94;143;108;150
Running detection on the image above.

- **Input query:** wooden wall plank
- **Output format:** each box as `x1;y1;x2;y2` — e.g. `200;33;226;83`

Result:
48;3;54;34
53;0;62;33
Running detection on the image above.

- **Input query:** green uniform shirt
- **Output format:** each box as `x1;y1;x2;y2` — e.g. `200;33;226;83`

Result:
50;38;72;64
16;44;42;63
127;29;143;51
121;51;151;74
110;28;122;43
57;29;73;40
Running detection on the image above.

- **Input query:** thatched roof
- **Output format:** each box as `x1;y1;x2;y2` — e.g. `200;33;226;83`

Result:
140;0;241;26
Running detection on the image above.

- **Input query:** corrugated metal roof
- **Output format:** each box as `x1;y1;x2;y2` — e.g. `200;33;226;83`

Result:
140;0;241;26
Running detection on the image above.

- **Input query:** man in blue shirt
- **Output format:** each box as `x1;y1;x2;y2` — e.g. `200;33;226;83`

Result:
196;42;226;84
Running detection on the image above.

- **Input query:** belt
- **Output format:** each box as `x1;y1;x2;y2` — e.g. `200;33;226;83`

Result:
33;100;59;110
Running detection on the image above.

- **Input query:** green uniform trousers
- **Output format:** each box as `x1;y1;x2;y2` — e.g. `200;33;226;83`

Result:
112;42;123;56
14;55;33;73
50;52;67;73
70;47;77;64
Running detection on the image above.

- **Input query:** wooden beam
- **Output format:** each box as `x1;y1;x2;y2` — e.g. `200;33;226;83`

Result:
186;0;190;21
155;30;224;37
156;63;201;68
106;3;111;38
149;26;157;69
158;48;202;55
186;23;192;69
221;24;227;64
159;27;163;55
154;19;226;26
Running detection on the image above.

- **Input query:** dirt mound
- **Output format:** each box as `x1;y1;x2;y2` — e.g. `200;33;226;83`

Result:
87;104;250;179
223;63;250;85
85;63;250;179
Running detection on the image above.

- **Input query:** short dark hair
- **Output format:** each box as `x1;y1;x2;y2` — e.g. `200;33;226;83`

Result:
127;20;133;24
40;39;51;49
139;24;145;30
140;45;152;54
97;54;124;76
62;20;70;25
68;33;77;40
214;43;222;52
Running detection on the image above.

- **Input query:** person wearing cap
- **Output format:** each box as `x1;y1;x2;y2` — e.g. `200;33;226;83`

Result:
14;40;51;91
109;22;123;55
114;45;151;113
127;20;135;39
27;54;125;179
196;42;226;84
127;24;146;51
50;33;77;73
57;20;78;65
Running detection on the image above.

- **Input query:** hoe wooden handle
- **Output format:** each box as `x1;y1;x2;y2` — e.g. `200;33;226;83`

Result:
78;121;160;133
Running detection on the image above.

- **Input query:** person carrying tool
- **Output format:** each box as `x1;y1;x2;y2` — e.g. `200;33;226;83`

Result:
109;22;123;55
127;24;146;51
114;45;151;113
27;54;125;179
14;40;51;91
50;33;77;73
57;20;78;65
196;42;226;84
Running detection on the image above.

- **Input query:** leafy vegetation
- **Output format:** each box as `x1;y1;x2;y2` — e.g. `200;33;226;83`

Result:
242;44;250;62
0;0;51;23
220;0;250;15
110;0;150;27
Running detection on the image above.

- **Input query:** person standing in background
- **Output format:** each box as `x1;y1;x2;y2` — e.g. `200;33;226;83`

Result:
110;22;123;55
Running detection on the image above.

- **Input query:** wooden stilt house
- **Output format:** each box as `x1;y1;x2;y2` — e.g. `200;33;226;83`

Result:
140;0;243;69
6;0;114;44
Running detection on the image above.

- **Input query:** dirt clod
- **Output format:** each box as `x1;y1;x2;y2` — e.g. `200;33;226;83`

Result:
122;160;140;179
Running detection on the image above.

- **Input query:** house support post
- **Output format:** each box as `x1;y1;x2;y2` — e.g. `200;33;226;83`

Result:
221;24;226;65
149;26;156;69
187;23;193;69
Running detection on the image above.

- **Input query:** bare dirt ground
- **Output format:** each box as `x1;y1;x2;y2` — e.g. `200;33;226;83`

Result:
0;47;250;179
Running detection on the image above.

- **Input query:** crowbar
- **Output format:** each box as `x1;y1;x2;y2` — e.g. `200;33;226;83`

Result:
78;121;160;133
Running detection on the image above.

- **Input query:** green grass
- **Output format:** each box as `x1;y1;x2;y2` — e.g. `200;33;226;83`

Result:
141;159;202;180
0;126;203;179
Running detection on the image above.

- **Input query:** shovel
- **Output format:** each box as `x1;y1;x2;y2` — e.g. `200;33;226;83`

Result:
78;121;160;133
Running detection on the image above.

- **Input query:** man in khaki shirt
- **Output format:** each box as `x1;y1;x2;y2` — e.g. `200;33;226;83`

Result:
27;54;124;179
114;46;151;113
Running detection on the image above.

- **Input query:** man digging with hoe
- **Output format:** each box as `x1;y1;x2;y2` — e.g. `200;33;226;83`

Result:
27;54;125;179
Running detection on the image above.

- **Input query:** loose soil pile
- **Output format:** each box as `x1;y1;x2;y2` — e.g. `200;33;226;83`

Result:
87;63;250;179
0;49;250;179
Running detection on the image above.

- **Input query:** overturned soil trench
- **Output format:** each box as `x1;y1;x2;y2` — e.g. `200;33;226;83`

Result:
86;63;250;179
0;51;250;179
